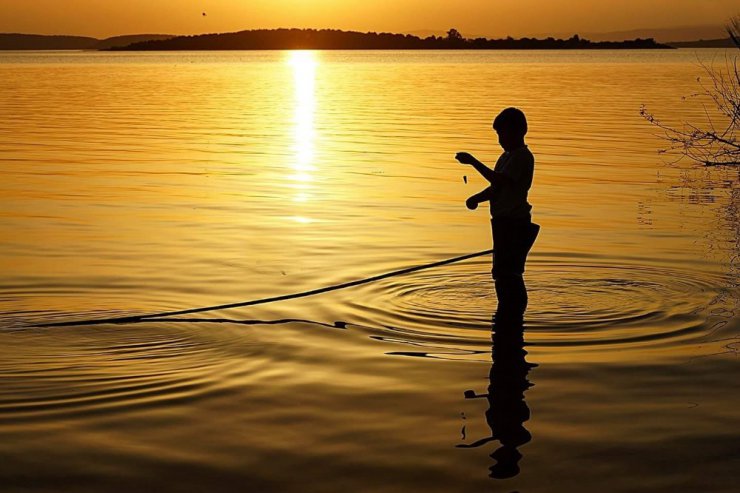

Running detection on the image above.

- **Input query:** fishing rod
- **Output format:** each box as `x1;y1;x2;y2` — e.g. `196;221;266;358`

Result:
36;248;494;328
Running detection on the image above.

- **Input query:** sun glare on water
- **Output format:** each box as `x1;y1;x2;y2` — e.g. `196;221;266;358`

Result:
288;51;317;195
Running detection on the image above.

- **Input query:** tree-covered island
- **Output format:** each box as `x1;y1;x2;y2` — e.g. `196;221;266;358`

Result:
111;28;673;50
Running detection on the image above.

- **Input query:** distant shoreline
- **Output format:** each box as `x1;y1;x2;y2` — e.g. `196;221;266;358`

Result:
0;33;174;51
5;29;733;51
107;28;674;51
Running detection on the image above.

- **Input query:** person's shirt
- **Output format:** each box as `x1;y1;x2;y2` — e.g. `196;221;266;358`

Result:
489;146;534;220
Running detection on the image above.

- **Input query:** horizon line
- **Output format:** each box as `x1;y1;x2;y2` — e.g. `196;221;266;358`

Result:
0;22;729;42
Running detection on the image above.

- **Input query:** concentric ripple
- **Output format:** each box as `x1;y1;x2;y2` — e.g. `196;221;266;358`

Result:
342;253;735;354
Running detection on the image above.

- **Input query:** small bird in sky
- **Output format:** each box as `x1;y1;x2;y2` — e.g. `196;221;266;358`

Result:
202;12;207;17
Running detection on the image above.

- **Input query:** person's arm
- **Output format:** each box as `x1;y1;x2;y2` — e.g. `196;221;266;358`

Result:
466;186;492;210
455;152;512;187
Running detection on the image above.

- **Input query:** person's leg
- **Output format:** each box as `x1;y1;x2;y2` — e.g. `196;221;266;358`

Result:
510;220;539;276
493;218;534;279
492;218;537;314
495;275;528;314
491;219;513;281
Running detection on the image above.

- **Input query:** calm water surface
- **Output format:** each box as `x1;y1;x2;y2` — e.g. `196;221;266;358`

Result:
0;50;738;492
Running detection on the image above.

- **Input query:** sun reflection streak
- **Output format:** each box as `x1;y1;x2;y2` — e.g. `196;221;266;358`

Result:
286;51;318;224
289;51;317;176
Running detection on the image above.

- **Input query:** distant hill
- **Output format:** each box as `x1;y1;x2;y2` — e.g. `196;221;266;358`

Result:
573;25;727;43
0;33;174;50
0;34;97;50
111;28;672;51
91;35;175;50
667;38;736;48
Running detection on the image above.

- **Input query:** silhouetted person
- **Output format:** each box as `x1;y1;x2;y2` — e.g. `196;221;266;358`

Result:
459;280;534;480
456;107;539;309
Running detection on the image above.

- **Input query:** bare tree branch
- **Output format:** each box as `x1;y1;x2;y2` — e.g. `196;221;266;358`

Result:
728;15;740;47
641;54;739;167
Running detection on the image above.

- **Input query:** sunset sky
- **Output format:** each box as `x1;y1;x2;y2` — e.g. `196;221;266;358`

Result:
0;0;737;38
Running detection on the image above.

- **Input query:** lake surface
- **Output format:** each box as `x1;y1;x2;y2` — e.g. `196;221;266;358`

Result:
0;50;738;492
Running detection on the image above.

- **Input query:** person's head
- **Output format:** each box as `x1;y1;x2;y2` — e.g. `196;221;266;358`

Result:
493;107;527;151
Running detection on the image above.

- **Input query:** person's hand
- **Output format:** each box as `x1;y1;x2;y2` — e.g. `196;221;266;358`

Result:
455;152;477;165
466;197;478;210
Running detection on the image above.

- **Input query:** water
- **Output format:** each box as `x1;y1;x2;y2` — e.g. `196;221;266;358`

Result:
0;50;738;492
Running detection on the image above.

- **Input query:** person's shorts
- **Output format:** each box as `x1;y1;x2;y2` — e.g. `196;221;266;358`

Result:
491;217;540;279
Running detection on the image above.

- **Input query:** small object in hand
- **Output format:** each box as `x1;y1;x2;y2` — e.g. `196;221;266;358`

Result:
463;175;467;184
455;151;474;164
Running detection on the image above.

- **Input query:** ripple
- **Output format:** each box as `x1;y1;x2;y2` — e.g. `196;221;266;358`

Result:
342;254;733;353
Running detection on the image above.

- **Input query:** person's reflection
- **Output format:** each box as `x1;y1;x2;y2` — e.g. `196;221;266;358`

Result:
458;277;535;479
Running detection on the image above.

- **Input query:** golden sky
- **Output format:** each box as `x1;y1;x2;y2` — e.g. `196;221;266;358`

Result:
0;0;737;38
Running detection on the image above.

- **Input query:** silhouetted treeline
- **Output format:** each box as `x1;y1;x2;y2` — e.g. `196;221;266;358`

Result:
0;34;174;50
0;34;95;50
111;28;673;51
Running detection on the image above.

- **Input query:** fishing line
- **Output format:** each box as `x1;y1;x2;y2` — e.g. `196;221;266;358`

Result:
36;249;494;328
